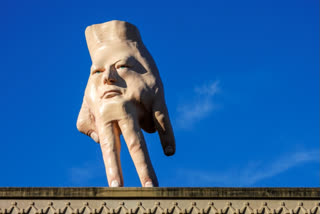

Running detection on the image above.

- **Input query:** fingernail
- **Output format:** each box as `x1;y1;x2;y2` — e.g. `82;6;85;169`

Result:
90;132;99;143
111;180;120;187
165;146;173;154
145;181;154;187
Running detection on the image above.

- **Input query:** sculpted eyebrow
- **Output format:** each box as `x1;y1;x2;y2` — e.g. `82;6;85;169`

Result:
119;56;137;66
114;58;137;68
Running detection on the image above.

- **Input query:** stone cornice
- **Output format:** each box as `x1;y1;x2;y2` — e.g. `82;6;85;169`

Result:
0;188;319;199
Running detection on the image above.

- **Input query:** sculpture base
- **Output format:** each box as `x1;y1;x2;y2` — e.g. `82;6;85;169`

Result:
0;188;319;214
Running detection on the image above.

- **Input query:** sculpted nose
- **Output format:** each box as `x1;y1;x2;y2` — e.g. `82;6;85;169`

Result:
103;69;117;85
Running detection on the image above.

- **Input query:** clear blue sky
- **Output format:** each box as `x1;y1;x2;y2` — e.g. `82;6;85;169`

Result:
0;0;319;187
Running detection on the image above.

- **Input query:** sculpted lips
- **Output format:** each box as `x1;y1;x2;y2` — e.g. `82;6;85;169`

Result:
101;90;122;99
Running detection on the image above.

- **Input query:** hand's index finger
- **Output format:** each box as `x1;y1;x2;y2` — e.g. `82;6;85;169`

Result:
98;122;123;187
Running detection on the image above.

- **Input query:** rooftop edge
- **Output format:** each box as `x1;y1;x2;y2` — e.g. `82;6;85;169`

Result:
0;188;319;199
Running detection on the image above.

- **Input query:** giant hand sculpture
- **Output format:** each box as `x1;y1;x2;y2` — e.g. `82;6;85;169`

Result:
76;20;175;187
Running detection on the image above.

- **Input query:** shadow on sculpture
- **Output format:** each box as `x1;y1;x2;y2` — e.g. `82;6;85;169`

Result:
77;20;175;187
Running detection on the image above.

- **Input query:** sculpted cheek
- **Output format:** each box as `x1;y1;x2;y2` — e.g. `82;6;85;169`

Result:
88;84;98;103
127;77;148;100
142;74;156;88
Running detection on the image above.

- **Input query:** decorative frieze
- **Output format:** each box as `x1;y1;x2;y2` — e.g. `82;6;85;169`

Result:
1;201;320;214
0;188;319;214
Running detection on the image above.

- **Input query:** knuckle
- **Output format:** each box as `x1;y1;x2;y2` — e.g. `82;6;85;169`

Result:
128;139;141;153
76;120;86;133
101;141;116;154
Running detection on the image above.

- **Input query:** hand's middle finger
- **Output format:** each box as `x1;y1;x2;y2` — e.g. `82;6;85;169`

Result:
118;112;158;187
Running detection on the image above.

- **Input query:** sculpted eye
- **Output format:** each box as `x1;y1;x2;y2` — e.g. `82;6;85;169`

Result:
116;64;130;70
93;69;103;74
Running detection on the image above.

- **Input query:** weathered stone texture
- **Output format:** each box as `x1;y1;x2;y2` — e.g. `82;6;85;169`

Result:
0;188;319;214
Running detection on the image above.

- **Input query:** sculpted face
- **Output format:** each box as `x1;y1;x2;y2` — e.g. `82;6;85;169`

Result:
77;21;175;187
85;42;156;127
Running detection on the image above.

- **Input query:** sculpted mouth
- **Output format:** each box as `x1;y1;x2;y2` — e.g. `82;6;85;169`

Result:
101;90;122;99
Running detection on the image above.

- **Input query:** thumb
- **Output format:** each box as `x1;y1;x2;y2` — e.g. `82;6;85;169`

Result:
152;95;175;156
